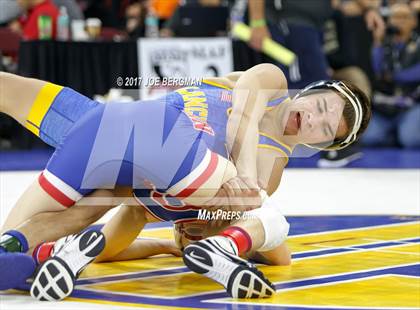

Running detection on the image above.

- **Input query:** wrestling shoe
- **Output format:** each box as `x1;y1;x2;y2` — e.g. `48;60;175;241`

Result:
30;230;105;301
183;238;275;298
0;252;36;290
317;144;363;168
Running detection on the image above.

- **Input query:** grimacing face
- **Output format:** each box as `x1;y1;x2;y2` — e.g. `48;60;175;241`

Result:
282;90;349;146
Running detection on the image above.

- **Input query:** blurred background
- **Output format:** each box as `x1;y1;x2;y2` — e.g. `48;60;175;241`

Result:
0;0;419;170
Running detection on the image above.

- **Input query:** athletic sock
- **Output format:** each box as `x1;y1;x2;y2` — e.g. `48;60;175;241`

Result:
0;230;29;253
32;242;55;265
220;226;252;255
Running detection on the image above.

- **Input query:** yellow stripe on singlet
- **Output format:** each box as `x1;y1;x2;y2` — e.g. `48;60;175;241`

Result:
201;79;232;90
265;96;291;111
257;145;290;163
25;83;63;136
259;132;293;153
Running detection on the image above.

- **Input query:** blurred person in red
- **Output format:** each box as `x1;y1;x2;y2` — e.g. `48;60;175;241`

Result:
10;0;59;40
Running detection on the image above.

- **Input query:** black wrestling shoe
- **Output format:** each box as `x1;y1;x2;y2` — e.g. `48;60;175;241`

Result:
30;230;105;301
183;237;275;299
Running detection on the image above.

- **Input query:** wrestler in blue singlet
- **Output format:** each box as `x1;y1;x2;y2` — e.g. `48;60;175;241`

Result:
26;80;292;223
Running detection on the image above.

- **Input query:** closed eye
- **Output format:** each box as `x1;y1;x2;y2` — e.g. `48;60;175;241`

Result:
322;98;328;112
317;99;323;113
326;123;335;137
323;126;329;137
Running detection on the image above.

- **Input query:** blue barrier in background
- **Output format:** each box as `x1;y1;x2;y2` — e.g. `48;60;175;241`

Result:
1;148;419;171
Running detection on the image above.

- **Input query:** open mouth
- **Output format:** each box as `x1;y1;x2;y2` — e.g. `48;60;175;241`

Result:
295;112;301;131
285;111;301;136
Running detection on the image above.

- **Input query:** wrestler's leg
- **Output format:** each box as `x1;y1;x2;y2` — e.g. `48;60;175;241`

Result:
24;186;134;261
1;179;70;233
197;217;291;266
183;201;290;298
13;189;116;253
1;71;100;230
247;243;291;266
105;238;181;262
95;204;148;262
0;73;72;234
231;217;291;266
0;189;115;291
0;72;47;125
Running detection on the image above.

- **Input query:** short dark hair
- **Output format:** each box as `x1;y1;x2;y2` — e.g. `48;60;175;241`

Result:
336;81;371;145
296;80;372;150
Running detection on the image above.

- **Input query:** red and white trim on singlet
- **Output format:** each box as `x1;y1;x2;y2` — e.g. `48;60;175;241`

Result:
38;170;82;207
167;149;237;205
133;193;166;222
167;149;218;200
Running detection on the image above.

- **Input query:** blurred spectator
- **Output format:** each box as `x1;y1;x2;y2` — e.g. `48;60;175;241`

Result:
327;0;385;89
125;0;148;38
151;0;179;26
0;0;83;26
411;0;420;33
125;0;177;39
248;0;333;90
80;0;127;28
10;0;59;40
362;2;420;148
161;0;229;37
318;0;385;168
0;0;22;24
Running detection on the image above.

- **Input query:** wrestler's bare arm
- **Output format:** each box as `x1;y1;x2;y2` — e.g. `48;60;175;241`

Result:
206;69;289;195
203;71;244;88
257;150;288;195
228;65;286;183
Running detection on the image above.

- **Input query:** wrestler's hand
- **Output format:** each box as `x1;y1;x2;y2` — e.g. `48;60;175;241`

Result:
200;179;261;229
202;176;261;212
222;176;262;211
203;177;261;210
249;25;271;51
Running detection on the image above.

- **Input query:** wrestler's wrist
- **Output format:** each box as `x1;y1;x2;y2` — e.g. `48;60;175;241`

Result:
250;19;267;28
237;174;260;190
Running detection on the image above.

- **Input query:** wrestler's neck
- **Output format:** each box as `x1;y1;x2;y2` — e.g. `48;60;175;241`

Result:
260;103;299;148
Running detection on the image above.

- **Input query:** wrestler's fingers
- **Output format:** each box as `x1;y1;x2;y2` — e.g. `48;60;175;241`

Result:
204;187;229;209
238;176;260;195
223;179;242;197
